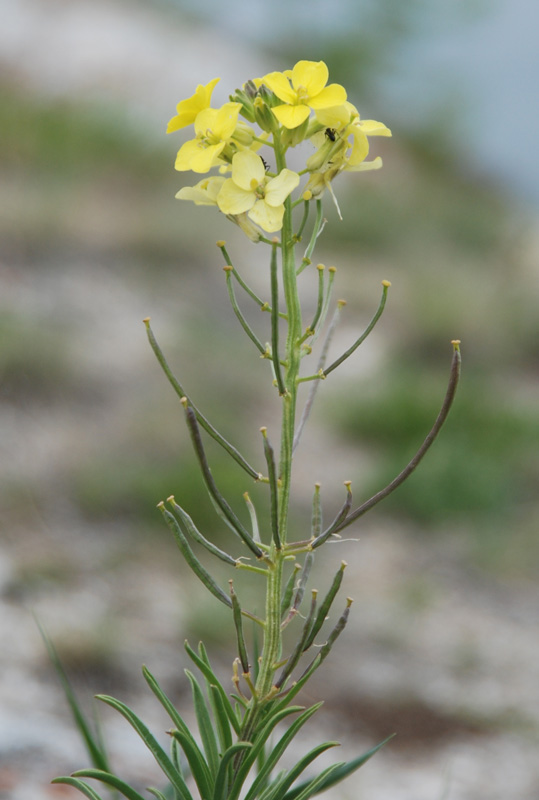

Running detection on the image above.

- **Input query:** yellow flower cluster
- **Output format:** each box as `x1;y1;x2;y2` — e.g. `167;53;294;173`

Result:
168;61;391;236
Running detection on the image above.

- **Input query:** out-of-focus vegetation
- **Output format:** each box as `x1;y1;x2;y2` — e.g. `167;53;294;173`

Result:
2;1;538;591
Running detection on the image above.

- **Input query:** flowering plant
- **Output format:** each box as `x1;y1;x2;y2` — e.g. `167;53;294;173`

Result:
51;60;460;800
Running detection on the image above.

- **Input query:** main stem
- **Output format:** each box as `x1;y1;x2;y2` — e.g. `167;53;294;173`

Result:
244;134;302;722
261;135;301;692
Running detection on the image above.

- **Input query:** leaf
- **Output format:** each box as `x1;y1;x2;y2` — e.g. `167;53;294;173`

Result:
147;789;169;800
51;777;105;800
95;694;194;800
227;706;307;800
286;763;345;800
282;735;394;800
211;742;253;800
184;641;241;735
259;742;339;800
243;703;324;800
71;770;147;800
185;669;220;777
37;620;111;772
168;729;212;799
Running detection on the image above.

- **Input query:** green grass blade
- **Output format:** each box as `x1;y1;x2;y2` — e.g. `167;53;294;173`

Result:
95;694;194;800
184;641;241;735
70;770;146;800
282;735;394;800
37;620;111;772
51;777;105;800
243;703;324;800
185;669;220;777
211;742;253;800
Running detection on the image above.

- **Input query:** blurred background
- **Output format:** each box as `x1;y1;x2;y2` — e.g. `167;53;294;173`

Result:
1;0;538;798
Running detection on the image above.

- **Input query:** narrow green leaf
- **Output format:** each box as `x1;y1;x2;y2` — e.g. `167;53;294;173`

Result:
169;729;212;799
51;777;105;800
184;641;241;735
147;789;169;800
227;706;306;800
208;683;233;753
282;735;394;800
95;694;194;800
185;669;220;777
211;742;253;800
71;770;146;800
37;621;110;772
260;741;339;800
244;703;324;800
283;763;345;800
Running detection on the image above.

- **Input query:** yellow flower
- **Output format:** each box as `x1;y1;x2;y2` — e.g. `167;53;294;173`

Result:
262;60;347;129
175;176;225;205
314;102;392;167
167;78;220;134
217;150;300;232
175;102;242;173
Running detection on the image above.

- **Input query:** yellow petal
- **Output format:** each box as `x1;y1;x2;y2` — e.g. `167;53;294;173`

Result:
308;84;347;109
272;103;311;129
175;176;225;205
213;102;242;139
264;169;300;207
314;104;351;129
231;150;265;191
167;78;220;133
291;60;328;97
216;179;254;215
262;71;296;104
249;200;284;232
349;128;369;165
346;156;383;172
359;119;392;137
175;140;225;173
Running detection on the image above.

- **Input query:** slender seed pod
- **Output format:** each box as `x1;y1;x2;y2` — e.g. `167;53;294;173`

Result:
311;482;352;549
302;561;347;651
280;563;301;619
224;267;266;355
230;581;250;674
275;590;318;689
181;398;264;560
322;281;390;377
260;427;281;549
143;318;259;480
167;496;238;566
270;240;286;395
335;342;462;531
158;502;232;608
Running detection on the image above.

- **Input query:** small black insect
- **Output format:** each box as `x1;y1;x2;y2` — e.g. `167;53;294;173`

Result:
324;128;337;142
260;156;270;171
